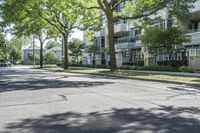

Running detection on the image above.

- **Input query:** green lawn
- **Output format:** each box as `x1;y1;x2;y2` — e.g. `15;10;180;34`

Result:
40;65;200;84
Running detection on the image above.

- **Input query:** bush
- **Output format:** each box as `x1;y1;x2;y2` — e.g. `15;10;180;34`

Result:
178;66;189;72
122;61;144;66
69;63;110;69
101;59;106;65
56;62;62;66
120;65;179;72
157;61;188;68
45;51;59;62
120;65;134;70
95;64;110;69
141;66;178;72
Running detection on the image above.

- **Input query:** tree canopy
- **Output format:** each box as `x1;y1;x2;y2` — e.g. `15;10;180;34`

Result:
140;26;191;65
81;0;197;71
69;39;85;58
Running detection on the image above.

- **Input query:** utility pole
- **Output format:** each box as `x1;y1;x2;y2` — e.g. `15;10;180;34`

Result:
33;35;36;67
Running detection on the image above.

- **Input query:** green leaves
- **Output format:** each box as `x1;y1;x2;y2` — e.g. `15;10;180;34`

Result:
45;51;59;62
140;26;191;54
0;32;5;48
69;39;85;57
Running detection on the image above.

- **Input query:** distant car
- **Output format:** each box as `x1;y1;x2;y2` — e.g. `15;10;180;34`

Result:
0;61;12;67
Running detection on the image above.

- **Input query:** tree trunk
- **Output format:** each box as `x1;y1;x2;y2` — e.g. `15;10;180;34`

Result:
182;49;186;65
33;36;36;67
169;53;172;66
63;34;69;69
93;53;95;66
154;50;157;66
106;12;117;72
39;39;43;68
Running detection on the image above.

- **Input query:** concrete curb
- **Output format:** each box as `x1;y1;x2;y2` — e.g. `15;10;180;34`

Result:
40;68;200;87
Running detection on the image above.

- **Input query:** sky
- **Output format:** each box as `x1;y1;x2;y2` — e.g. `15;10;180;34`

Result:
70;29;83;41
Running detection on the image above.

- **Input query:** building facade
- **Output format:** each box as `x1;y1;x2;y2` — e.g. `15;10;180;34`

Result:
83;0;200;69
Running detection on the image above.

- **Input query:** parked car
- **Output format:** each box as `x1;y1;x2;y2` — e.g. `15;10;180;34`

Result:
0;61;12;67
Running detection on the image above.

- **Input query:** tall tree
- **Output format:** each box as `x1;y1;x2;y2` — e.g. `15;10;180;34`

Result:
46;40;61;50
82;0;197;71
140;27;191;66
69;39;85;63
0;31;5;48
1;0;59;68
35;0;100;69
87;43;100;66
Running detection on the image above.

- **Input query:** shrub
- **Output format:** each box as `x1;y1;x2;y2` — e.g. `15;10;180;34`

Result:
178;65;189;72
95;64;110;69
69;64;110;69
56;62;62;66
120;65;179;72
120;65;134;70
45;51;59;62
157;61;188;68
122;61;144;66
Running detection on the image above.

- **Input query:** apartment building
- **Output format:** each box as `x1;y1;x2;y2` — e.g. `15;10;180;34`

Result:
83;0;200;70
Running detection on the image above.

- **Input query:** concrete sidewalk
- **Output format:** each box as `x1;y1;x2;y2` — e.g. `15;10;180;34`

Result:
70;66;200;77
120;69;200;77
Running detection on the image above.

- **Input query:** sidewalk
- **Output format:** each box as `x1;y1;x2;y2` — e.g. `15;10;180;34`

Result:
70;66;200;77
39;66;200;85
120;69;200;77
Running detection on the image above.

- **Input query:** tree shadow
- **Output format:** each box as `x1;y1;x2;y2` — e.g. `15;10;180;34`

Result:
0;68;117;93
4;106;200;133
0;78;113;93
166;84;200;99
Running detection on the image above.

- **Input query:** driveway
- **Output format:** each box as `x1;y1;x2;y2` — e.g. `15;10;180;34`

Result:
0;66;200;133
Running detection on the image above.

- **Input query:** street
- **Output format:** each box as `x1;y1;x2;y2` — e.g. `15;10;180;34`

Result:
0;66;200;133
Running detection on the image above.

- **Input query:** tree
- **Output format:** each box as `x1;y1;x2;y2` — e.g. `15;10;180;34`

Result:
87;42;100;66
140;27;191;66
0;31;5;48
45;51;59;62
34;0;100;69
82;0;197;71
69;39;85;63
0;37;25;63
1;0;59;68
1;0;101;69
46;41;61;50
28;53;40;61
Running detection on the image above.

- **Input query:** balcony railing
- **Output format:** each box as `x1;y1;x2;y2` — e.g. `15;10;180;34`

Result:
188;29;200;33
116;37;136;49
114;23;128;33
94;30;105;37
116;37;136;44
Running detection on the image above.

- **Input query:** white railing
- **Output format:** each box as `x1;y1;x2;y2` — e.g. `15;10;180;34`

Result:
94;30;105;37
116;42;135;49
114;23;128;33
186;31;200;45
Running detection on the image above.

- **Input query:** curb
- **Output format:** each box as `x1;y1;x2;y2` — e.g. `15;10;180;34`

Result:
40;68;200;87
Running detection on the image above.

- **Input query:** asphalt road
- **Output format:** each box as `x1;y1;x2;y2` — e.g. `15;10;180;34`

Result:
0;66;200;133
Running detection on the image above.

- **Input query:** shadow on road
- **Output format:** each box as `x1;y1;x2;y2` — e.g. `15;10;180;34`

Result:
4;106;200;133
0;78;114;93
0;69;115;93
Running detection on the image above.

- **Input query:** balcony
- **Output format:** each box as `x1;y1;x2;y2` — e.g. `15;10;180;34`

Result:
190;0;200;12
114;23;129;37
185;30;200;45
94;30;105;37
116;37;136;49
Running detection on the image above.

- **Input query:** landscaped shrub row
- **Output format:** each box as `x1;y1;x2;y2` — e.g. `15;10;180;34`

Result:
123;61;144;66
57;62;190;72
70;64;110;69
157;61;188;68
119;65;185;72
